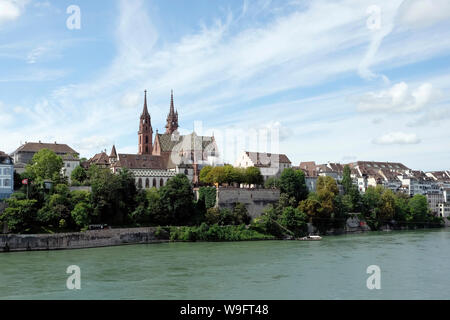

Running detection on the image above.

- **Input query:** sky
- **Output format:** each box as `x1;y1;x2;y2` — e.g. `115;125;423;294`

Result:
0;0;449;171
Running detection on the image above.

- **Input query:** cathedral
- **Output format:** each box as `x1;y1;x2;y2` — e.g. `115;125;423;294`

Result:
88;90;219;188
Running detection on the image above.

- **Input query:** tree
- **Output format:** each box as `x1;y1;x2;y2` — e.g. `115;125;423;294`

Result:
159;174;195;225
244;167;264;186
207;166;227;185
0;199;38;233
408;194;430;227
71;165;87;184
341;165;353;194
232;202;251;225
264;177;280;189
90;168;138;225
379;189;396;223
278;206;308;237
279;168;308;204
199;165;213;184
298;176;340;234
24;149;63;183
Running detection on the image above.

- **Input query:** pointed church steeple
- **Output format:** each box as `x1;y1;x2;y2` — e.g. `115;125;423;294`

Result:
165;90;179;134
141;90;150;118
138;90;153;155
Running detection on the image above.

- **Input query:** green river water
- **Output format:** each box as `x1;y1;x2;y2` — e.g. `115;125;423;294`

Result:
1;229;449;299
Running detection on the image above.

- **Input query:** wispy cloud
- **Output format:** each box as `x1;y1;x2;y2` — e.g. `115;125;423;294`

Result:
373;131;421;145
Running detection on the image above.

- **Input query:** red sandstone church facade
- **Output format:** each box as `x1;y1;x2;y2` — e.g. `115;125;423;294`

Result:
88;91;219;188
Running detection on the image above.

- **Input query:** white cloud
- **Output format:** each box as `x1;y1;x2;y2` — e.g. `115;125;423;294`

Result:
0;0;29;25
373;132;421;145
398;0;450;28
357;82;436;113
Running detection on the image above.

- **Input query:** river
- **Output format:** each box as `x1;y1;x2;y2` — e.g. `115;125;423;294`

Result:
1;229;449;299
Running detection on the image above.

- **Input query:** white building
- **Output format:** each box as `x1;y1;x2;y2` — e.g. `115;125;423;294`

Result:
234;151;292;181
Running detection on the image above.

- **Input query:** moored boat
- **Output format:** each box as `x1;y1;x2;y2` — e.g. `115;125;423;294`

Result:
297;235;322;241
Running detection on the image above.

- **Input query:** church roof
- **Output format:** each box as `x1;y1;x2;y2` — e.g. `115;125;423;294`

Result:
156;132;216;153
114;154;164;170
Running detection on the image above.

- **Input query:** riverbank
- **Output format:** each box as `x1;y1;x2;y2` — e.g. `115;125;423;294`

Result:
1;223;445;252
0;227;168;252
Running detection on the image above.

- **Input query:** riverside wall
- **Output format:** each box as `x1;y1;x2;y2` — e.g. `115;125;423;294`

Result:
216;187;280;218
0;227;168;252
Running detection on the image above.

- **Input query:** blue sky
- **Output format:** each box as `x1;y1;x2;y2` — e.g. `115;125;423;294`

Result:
1;0;450;170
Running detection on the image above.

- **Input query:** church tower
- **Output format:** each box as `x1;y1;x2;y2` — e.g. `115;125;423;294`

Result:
138;90;153;155
165;90;179;134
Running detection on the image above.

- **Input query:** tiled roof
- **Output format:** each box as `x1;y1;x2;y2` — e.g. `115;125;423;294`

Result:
88;152;110;166
0;151;12;164
156;132;216;153
12;142;78;155
245;152;291;167
114;154;164;170
427;171;450;182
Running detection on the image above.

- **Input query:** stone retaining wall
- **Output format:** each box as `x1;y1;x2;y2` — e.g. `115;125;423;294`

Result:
0;227;168;252
216;187;280;218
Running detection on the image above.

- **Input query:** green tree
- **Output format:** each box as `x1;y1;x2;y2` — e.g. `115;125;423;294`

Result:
341;165;353;194
264;177;280;189
408;194;430;227
232;202;251;225
159;174;195;225
244;167;264;186
71;165;87;184
279;168;308;204
0;199;38;233
90;168;138;226
278;206;308;237
199;165;213;184
24;149;63;183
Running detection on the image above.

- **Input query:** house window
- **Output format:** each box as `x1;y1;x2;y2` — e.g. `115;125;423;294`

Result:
4;179;10;187
160;178;164;187
153;179;157;187
67;163;71;168
138;178;142;188
145;178;150;188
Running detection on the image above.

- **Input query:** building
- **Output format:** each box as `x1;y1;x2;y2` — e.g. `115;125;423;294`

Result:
234;151;291;181
100;90;219;189
349;161;410;193
425;171;450;189
0;151;14;200
10;141;80;182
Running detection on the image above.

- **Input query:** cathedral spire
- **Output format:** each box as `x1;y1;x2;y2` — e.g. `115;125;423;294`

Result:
138;90;153;155
165;90;179;134
142;90;150;118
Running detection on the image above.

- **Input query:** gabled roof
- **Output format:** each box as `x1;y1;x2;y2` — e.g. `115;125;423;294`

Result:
114;154;164;170
11;142;78;155
88;152;110;166
245;152;291;167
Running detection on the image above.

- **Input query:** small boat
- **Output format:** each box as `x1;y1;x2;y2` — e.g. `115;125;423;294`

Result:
297;235;322;241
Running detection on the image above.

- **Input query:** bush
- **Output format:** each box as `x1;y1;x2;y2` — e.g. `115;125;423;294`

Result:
168;223;274;242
